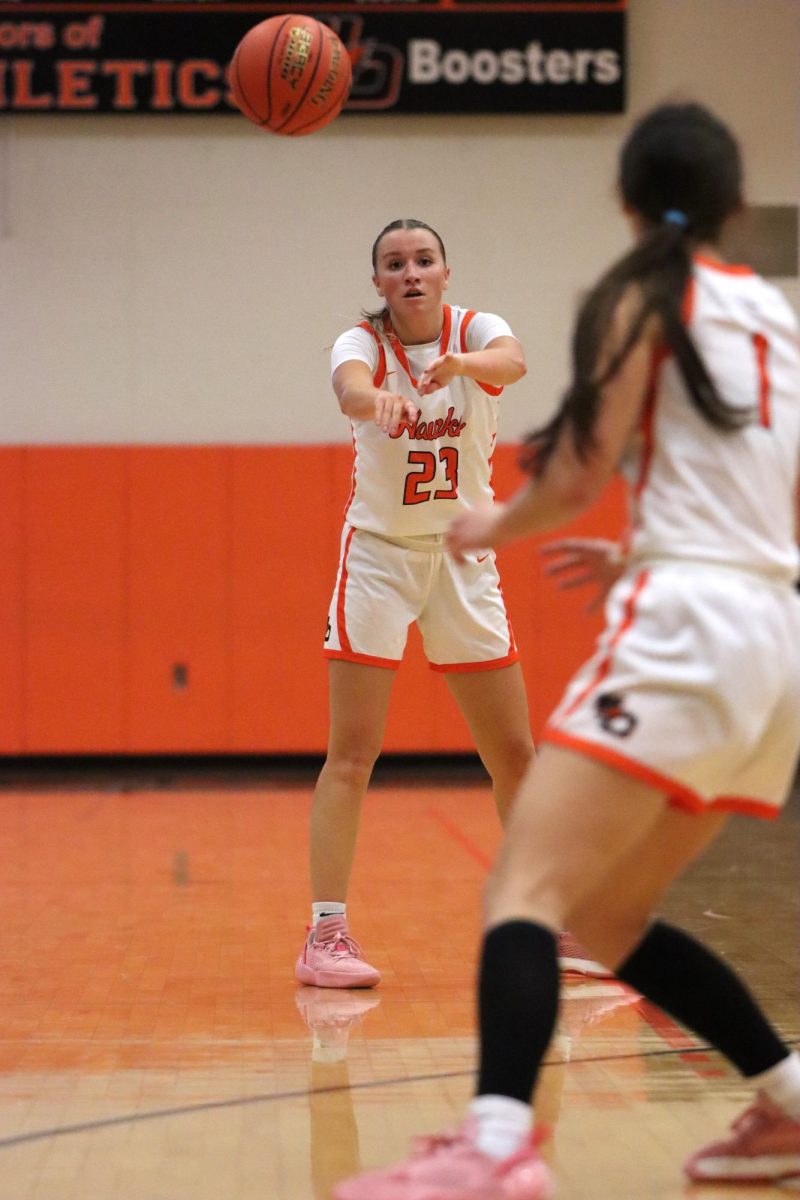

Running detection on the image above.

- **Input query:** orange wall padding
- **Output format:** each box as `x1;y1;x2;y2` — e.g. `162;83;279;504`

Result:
0;445;627;754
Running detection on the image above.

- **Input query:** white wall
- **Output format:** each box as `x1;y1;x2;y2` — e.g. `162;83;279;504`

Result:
1;0;798;444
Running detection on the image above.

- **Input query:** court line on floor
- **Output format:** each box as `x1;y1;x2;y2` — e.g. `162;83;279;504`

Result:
426;805;492;869
2;1039;796;1152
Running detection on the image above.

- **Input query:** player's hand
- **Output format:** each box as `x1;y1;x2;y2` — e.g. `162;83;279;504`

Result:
374;390;419;435
540;538;625;614
417;352;461;396
446;504;503;563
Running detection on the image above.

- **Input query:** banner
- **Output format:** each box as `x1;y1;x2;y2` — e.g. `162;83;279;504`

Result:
0;2;626;115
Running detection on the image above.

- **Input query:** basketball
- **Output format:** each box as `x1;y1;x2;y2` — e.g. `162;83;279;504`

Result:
229;15;352;137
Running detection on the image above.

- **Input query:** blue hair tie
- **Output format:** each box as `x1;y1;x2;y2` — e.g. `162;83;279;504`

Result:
662;209;689;228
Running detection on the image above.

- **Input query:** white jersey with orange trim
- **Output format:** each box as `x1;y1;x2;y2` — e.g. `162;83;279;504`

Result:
331;305;513;537
542;257;800;817
621;256;800;582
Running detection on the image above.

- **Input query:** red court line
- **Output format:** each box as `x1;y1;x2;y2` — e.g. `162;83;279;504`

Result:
426;806;492;870
634;1000;726;1079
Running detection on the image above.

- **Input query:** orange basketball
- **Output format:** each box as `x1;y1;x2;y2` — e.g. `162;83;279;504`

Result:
229;15;352;137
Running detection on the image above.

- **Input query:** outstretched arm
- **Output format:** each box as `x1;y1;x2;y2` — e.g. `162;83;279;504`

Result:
417;336;526;396
333;359;419;435
446;297;656;558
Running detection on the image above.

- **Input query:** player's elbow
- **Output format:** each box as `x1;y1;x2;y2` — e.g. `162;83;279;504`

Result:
508;354;527;383
338;391;355;417
338;385;367;418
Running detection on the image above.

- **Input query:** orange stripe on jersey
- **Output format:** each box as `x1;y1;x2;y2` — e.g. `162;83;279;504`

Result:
694;253;755;277
499;578;517;652
542;724;702;801
357;322;387;387
386;334;416;387
324;648;400;670
439;303;453;356
335;525;356;654
671;792;780;820
559;569;650;719
430;648;520;673
752;333;771;427
543;725;780;821
724;797;783;819
342;427;358;521
376;306;456;390
460;310;504;397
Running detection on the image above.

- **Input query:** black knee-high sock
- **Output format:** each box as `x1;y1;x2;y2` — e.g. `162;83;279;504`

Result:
618;920;790;1077
477;920;559;1103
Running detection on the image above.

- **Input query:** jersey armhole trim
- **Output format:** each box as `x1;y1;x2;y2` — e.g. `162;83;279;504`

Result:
460;309;504;397
357;321;387;388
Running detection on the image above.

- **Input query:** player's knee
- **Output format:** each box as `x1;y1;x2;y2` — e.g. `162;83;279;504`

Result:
323;747;381;791
508;736;536;784
486;736;535;792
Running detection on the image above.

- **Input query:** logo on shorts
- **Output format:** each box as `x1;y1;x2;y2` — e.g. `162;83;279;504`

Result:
595;692;637;738
324;618;332;644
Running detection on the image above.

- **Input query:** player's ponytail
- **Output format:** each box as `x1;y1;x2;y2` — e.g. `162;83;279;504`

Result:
525;103;749;476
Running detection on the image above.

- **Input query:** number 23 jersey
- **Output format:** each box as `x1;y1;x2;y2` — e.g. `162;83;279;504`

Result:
331;304;513;537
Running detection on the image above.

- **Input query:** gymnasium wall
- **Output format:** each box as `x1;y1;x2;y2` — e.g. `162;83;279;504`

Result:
0;0;798;753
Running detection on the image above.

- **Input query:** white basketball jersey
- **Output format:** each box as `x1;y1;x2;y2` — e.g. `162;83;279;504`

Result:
331;305;512;536
621;256;800;581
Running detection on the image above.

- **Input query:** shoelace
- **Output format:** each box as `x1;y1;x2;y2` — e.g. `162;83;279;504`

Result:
315;929;365;959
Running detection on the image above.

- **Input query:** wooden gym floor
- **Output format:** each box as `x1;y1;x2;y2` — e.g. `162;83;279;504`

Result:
0;761;797;1199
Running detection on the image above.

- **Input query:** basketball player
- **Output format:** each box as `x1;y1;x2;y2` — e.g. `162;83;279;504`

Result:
334;104;800;1197
296;219;607;990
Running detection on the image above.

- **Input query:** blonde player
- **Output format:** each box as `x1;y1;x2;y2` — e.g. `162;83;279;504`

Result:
334;105;800;1198
296;219;609;989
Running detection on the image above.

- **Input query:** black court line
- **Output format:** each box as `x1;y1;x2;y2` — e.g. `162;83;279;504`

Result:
1;1038;796;1152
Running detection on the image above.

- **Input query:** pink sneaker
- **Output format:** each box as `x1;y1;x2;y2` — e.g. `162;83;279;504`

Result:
332;1120;554;1200
684;1092;800;1186
558;932;613;979
295;916;380;989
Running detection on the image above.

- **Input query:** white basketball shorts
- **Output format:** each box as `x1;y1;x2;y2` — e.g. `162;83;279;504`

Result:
542;561;800;818
323;524;519;672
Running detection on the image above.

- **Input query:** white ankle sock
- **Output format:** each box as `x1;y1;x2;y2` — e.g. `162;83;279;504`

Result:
469;1094;532;1160
752;1051;800;1120
312;901;346;928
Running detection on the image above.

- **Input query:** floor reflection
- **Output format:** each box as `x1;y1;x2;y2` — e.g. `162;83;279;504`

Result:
0;779;796;1199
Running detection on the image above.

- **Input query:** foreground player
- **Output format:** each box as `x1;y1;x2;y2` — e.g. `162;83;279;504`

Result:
334;104;800;1197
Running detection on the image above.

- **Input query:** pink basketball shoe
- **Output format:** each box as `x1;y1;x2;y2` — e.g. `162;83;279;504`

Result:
332;1119;554;1200
295;915;380;989
684;1092;800;1186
